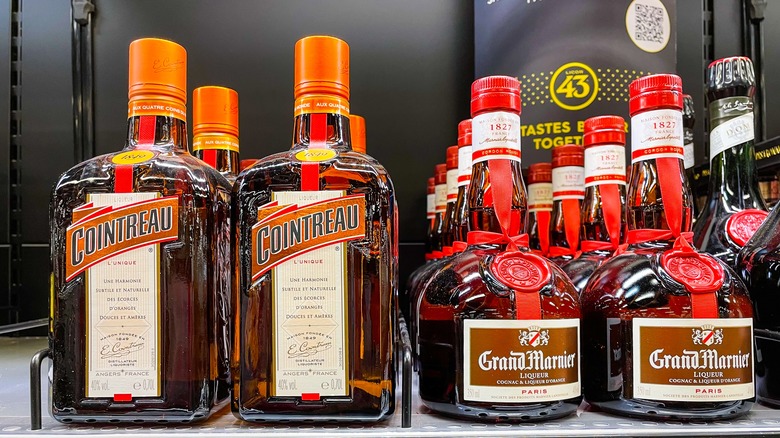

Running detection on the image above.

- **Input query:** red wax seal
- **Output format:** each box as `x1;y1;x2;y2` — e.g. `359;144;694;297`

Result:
490;251;551;293
726;209;769;247
660;250;724;294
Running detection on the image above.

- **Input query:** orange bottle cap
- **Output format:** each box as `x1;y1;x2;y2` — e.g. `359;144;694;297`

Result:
193;86;239;137
295;36;350;100
351;114;366;154
128;38;187;104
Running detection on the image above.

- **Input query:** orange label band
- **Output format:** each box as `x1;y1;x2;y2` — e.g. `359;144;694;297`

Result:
128;99;187;122
66;196;179;281
294;95;350;116
251;194;366;280
192;133;240;153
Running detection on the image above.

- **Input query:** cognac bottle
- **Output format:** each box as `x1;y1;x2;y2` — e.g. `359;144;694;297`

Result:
232;35;395;422
581;74;754;420
418;76;581;422
693;57;767;266
527;163;552;256
429;163;448;259
441;145;459;256
562;116;626;293
548;145;584;265
452;119;473;244
192;86;240;183
49;38;231;423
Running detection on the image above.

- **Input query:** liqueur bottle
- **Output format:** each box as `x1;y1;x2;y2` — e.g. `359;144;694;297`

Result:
548;145;584;265
441;146;460;256
527;163;552;256
429;163;448;259
682;94;698;221
452;119;473;244
693;57;767;266
232;35;395;422
418;76;581;421
350;114;366;154
562;116;626;293
49;38;231;422
581;74;754;420
425;176;436;259
192;86;240;183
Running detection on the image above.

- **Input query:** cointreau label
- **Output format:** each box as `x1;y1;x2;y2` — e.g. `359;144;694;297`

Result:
632;318;754;402
463;319;580;403
256;191;365;398
72;193;177;398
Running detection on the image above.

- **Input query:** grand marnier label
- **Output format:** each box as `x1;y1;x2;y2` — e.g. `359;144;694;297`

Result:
253;191;366;397
66;193;178;398
463;319;580;403
632;318;754;402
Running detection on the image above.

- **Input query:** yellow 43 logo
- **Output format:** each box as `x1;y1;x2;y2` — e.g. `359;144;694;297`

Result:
550;62;599;111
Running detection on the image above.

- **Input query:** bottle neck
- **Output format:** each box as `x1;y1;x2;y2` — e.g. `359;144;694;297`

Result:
192;130;240;179
125;115;188;153
292;112;352;150
707;96;764;209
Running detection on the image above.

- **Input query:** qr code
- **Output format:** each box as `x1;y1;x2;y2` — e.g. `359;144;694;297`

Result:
634;3;664;44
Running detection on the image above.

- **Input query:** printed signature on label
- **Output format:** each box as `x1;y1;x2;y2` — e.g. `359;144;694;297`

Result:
100;341;145;359
287;341;333;358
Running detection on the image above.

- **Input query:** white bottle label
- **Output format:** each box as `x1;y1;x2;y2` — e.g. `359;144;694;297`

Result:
435;183;447;212
472;111;522;164
683;141;695;169
457;145;473;187
630;109;684;163
446;169;458;202
584;144;626;187
528;182;553;212
426;193;435;219
552;166;585;200
709;113;754;162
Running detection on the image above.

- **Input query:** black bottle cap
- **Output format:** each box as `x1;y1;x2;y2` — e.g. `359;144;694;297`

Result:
706;56;755;102
682;94;695;128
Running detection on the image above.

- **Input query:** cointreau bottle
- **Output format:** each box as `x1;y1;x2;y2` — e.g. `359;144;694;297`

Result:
232;35;395;422
192;86;240;183
527;163;552;256
549;145;584;265
693;57;767;266
429;163;448;259
562;116;626;293
581;74;754;420
49;38;231;422
441;146;459;256
418;76;581;421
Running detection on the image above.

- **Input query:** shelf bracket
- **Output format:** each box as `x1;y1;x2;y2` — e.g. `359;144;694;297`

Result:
29;347;50;430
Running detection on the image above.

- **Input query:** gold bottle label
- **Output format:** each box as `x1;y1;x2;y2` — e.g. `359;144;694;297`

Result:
252;191;365;398
69;193;177;398
632;318;754;401
463;318;581;403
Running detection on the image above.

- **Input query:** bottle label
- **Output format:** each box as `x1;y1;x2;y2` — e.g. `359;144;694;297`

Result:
435;183;447;212
68;193;179;398
528;183;553;212
253;191;366;397
630;109;684;163
472;111;521;164
632;318;754;402
552;166;585;200
426;193;435;219
446;169;458;201
128;99;186;122
192;133;240;153
584;145;626;187
463;318;580;403
294;95;350;116
710;113;754;162
457;145;473;187
683;127;695;169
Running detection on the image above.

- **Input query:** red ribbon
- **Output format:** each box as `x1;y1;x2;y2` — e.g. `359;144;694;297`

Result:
580;240;615;252
536;210;551;256
452;241;468;253
467;231;529;251
562;198;581;253
657;157;683;236
627;229;693;245
442;246;454;257
548;245;577;258
600;183;622;248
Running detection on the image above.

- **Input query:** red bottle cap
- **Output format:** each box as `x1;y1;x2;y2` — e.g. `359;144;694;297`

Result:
527;162;552;184
427;177;435;195
551;144;584;168
458;119;472;147
435;163;447;185
470;75;522;116
629;74;683;116
446;146;459;170
583;115;625;147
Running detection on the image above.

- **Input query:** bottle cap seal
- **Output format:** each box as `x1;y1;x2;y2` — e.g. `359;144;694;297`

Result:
490;251;551;293
427;177;435;194
552;144;584;167
470;76;522;115
629;74;682;116
294;36;350;100
660;249;724;294
458;119;472;147
446;146;459;170
128;38;187;104
193;86;239;137
707;56;755;98
527;162;552;184
583;115;625;147
726;209;768;247
435;163;447;185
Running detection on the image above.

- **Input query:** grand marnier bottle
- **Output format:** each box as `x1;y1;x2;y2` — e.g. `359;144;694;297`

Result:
49;38;231;422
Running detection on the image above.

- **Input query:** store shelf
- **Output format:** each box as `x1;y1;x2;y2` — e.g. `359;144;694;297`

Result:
3;337;780;437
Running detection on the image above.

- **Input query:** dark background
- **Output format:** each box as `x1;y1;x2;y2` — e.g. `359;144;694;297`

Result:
0;0;774;329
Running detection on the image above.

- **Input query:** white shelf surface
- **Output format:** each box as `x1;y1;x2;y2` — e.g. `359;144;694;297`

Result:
3;337;780;437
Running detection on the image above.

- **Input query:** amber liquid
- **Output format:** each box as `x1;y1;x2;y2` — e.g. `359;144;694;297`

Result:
194;148;240;184
550;198;580;265
232;113;395;422
49;116;231;422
